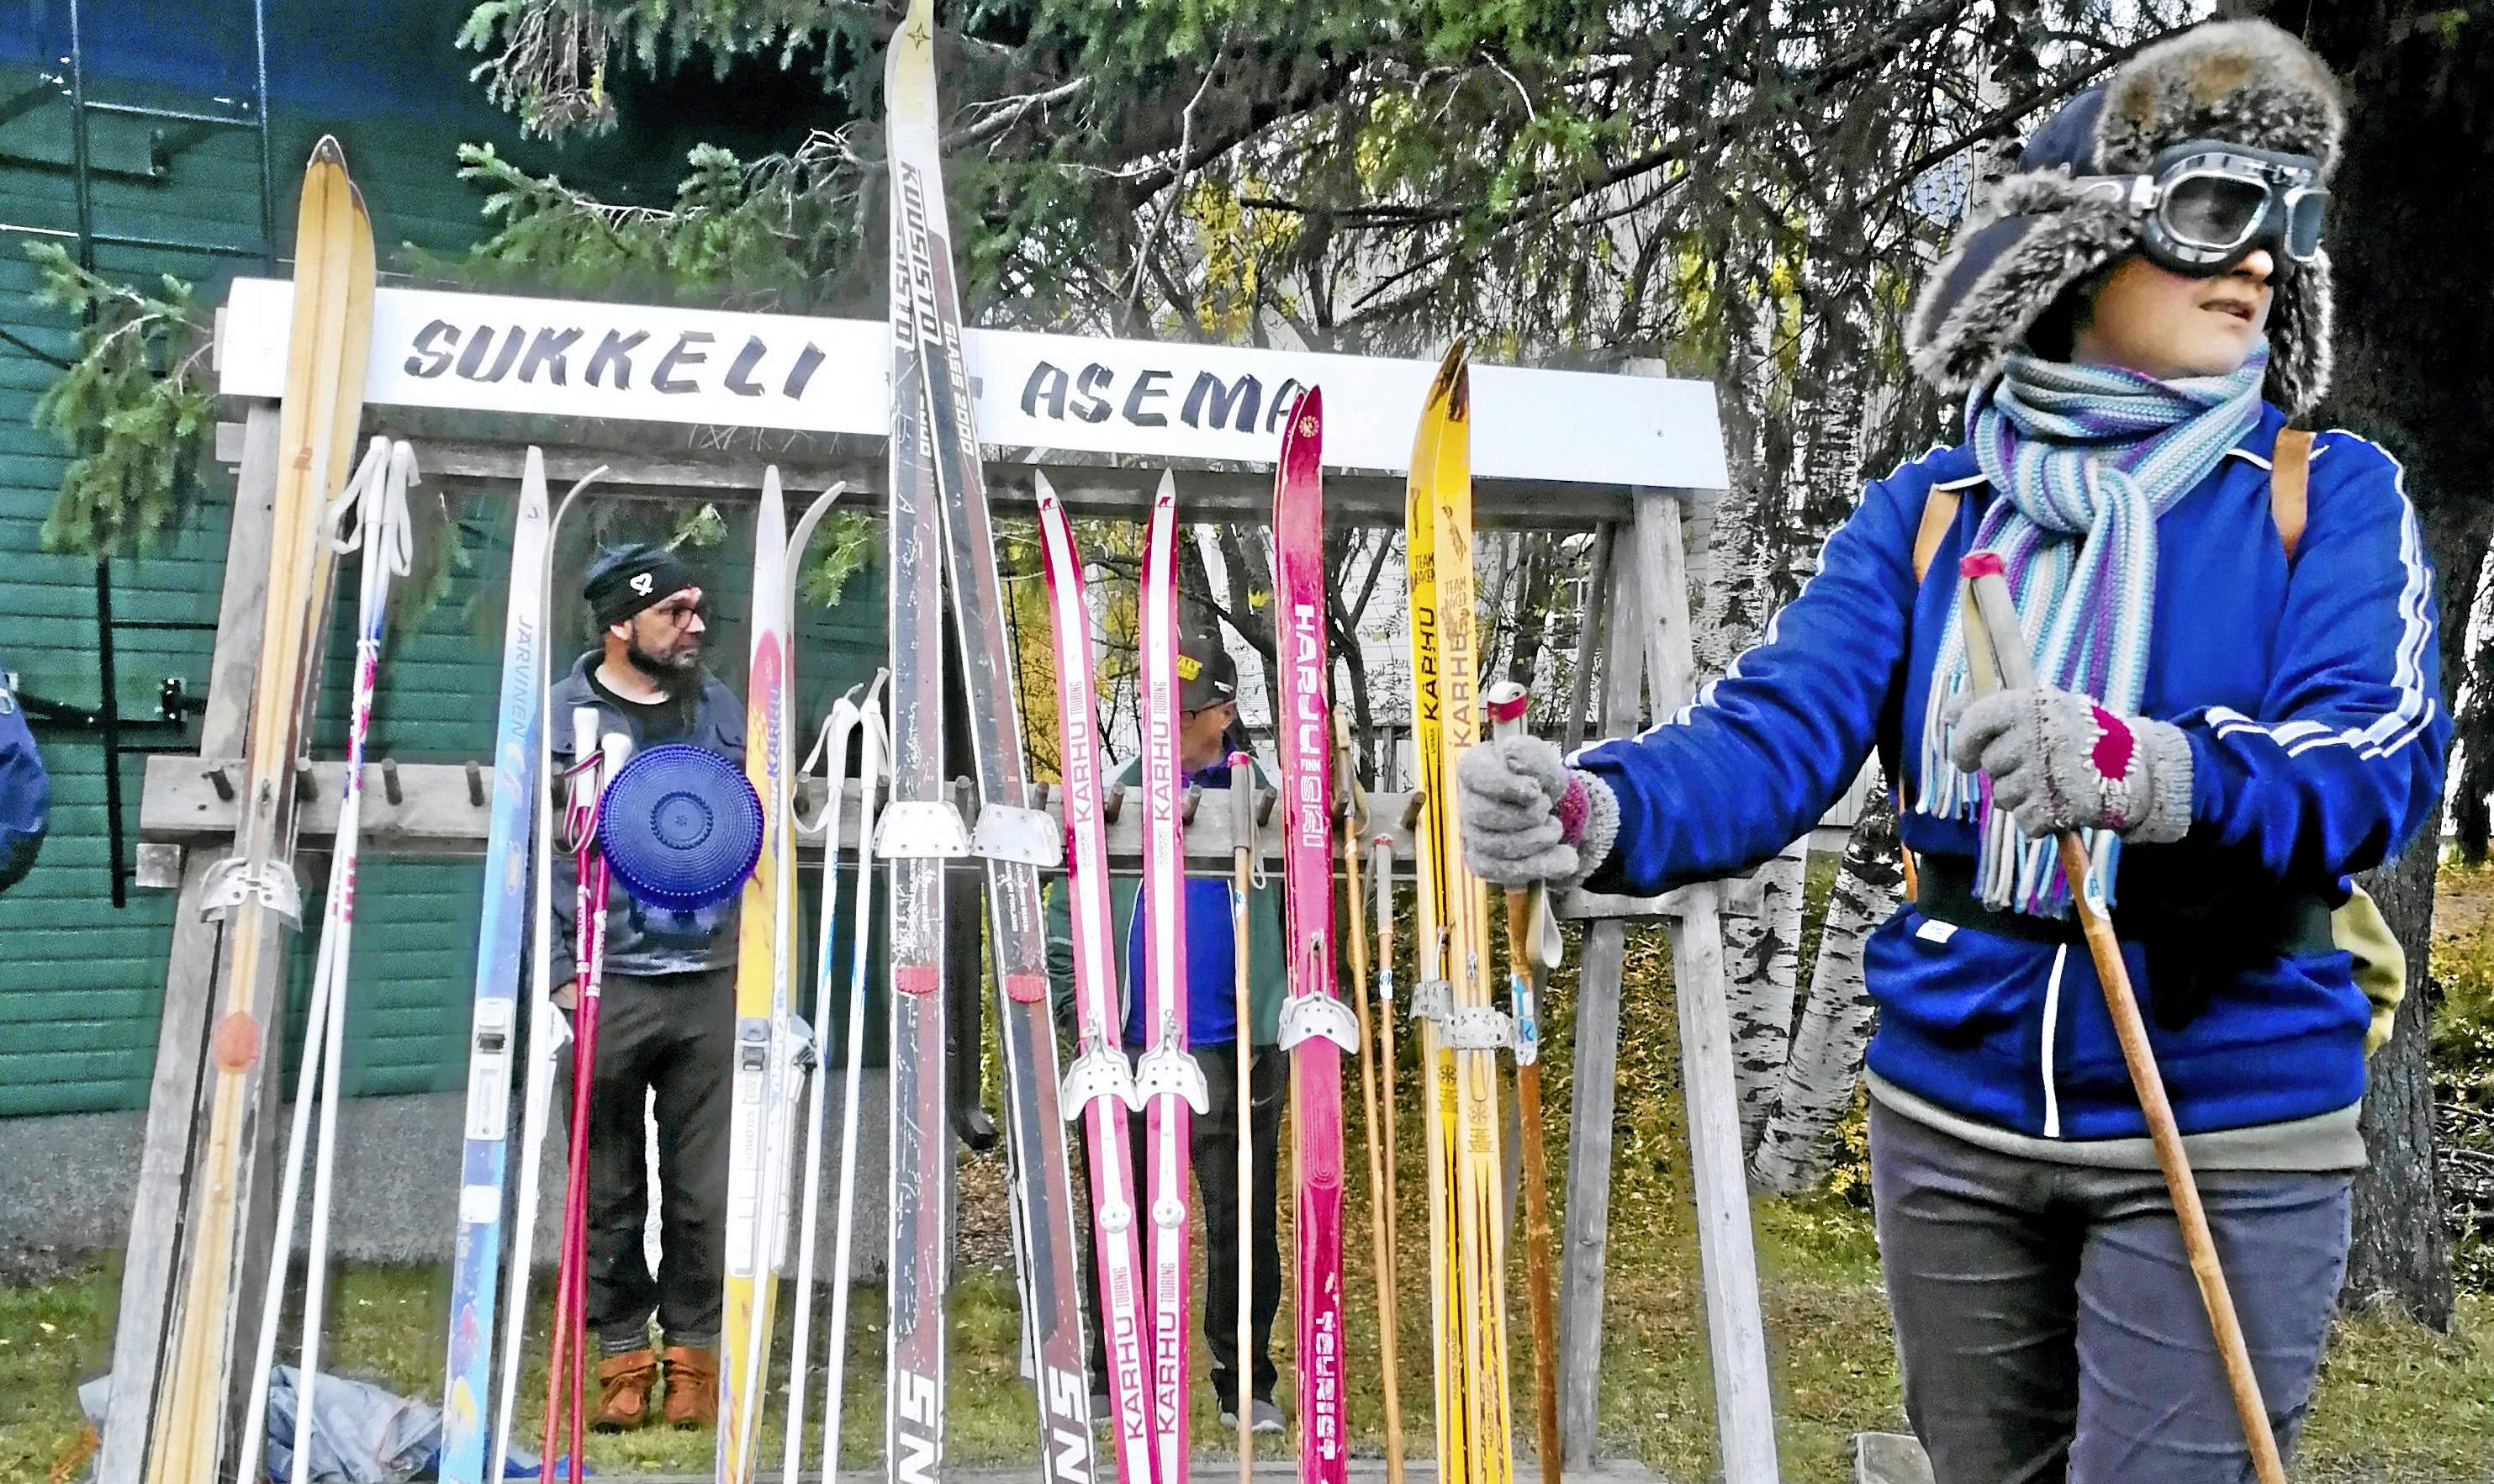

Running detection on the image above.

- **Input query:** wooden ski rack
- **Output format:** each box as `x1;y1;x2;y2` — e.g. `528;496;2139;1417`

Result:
113;271;1786;1484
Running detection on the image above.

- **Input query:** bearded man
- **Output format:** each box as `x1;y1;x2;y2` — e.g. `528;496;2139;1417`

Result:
547;541;746;1432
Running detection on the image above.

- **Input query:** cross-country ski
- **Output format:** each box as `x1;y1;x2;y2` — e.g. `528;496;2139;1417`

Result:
1271;390;1357;1484
439;446;549;1484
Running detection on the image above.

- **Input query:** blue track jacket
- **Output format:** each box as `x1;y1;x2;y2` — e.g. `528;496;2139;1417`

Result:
1575;406;2447;1143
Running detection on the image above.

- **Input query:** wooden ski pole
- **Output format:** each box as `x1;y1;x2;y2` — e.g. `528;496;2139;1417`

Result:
1337;716;1405;1484
1957;552;2288;1484
1485;682;1563;1484
1373;832;1399;1264
1229;750;1258;1479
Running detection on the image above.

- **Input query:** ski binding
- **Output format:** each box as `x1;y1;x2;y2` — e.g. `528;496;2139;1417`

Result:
874;799;971;859
1277;991;1361;1054
968;802;1063;868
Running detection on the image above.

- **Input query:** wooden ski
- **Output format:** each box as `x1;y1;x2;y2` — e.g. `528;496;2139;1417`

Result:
143;137;373;1484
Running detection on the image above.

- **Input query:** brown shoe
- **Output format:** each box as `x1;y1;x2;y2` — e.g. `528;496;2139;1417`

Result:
592;1349;659;1432
663;1344;719;1429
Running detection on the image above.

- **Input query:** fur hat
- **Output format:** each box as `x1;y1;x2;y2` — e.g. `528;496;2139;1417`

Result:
1906;20;2345;415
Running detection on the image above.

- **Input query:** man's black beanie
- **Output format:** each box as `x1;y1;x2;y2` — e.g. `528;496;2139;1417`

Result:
584;541;698;629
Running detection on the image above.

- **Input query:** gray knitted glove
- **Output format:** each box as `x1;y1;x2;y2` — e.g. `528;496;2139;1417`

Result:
1457;735;1621;889
1948;686;2194;844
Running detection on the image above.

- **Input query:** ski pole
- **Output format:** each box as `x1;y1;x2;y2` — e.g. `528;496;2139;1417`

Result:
1228;750;1257;1481
1484;682;1562;1484
545;715;618;1482
1336;719;1404;1484
1958;553;2287;1484
1372;832;1398;1270
822;677;888;1475
785;686;864;1484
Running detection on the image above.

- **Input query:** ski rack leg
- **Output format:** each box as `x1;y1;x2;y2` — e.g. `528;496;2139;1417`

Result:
96;403;283;1484
1630;491;1778;1484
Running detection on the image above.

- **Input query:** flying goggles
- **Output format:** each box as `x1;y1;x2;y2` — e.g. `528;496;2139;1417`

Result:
2072;139;2328;276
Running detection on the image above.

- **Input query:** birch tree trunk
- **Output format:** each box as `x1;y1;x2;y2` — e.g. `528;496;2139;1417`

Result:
1751;790;1904;1194
1729;840;1809;1154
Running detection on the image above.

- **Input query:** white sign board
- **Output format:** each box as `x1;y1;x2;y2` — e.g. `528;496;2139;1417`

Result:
218;278;1729;489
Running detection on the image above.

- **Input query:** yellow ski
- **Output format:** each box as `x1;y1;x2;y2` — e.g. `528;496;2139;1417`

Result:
1408;343;1514;1484
145;137;373;1484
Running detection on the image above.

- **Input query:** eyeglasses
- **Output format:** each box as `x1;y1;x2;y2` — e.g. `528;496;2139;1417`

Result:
2073;139;2328;276
646;593;709;628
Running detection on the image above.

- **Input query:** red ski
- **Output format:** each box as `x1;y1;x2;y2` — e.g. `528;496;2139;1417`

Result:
1135;473;1207;1484
1036;476;1155;1484
1272;389;1357;1484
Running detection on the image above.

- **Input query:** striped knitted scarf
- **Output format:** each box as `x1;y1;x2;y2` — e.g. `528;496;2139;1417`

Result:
1918;347;2268;915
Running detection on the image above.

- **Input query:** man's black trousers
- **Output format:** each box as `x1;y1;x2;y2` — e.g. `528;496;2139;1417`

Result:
560;964;733;1354
1080;1043;1286;1404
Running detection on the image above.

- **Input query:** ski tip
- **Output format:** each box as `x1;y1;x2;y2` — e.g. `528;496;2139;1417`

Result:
1291;383;1324;428
1427;341;1468;408
1154;467;1176;503
1033;468;1058;509
308;135;346;169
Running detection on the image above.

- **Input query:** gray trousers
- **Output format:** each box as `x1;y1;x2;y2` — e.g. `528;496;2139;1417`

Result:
1869;1103;2352;1484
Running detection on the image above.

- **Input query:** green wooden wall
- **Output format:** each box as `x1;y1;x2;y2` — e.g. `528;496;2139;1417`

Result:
0;4;885;1117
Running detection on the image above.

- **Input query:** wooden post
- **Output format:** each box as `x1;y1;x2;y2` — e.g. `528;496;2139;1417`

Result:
1556;534;1641;1467
96;403;281;1484
1631;490;1779;1484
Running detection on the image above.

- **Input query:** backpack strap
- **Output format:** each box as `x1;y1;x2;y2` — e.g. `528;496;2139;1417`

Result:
2271;427;2313;559
1909;432;2314;581
1910;484;1964;584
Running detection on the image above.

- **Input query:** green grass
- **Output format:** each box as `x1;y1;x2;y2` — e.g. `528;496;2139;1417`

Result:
8;1184;2488;1481
10;862;2493;1481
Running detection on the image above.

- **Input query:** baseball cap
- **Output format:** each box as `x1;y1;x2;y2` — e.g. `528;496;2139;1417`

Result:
1177;630;1237;713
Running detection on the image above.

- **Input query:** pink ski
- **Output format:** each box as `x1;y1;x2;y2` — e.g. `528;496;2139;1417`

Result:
1272;389;1355;1484
1036;477;1155;1484
1135;473;1207;1484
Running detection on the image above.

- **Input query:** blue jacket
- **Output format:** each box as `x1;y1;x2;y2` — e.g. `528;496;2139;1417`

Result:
1576;407;2447;1143
0;663;47;893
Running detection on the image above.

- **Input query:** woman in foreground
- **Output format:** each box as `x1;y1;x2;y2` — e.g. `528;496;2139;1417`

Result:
1461;21;2443;1484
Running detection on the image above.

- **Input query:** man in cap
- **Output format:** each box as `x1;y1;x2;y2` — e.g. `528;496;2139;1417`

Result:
552;541;747;1431
1047;626;1291;1432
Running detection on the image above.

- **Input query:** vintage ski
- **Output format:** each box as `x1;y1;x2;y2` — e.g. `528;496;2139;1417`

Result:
879;8;963;1477
437;446;551;1484
144;137;374;1484
1036;475;1155;1484
489;462;601;1484
885;6;1095;1481
1407;345;1514;1484
1272;391;1356;1484
721;469;798;1484
1134;475;1205;1484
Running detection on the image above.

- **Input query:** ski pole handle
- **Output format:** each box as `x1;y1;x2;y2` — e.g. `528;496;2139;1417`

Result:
1957;553;2288;1484
1483;682;1562;974
1229;750;1255;874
